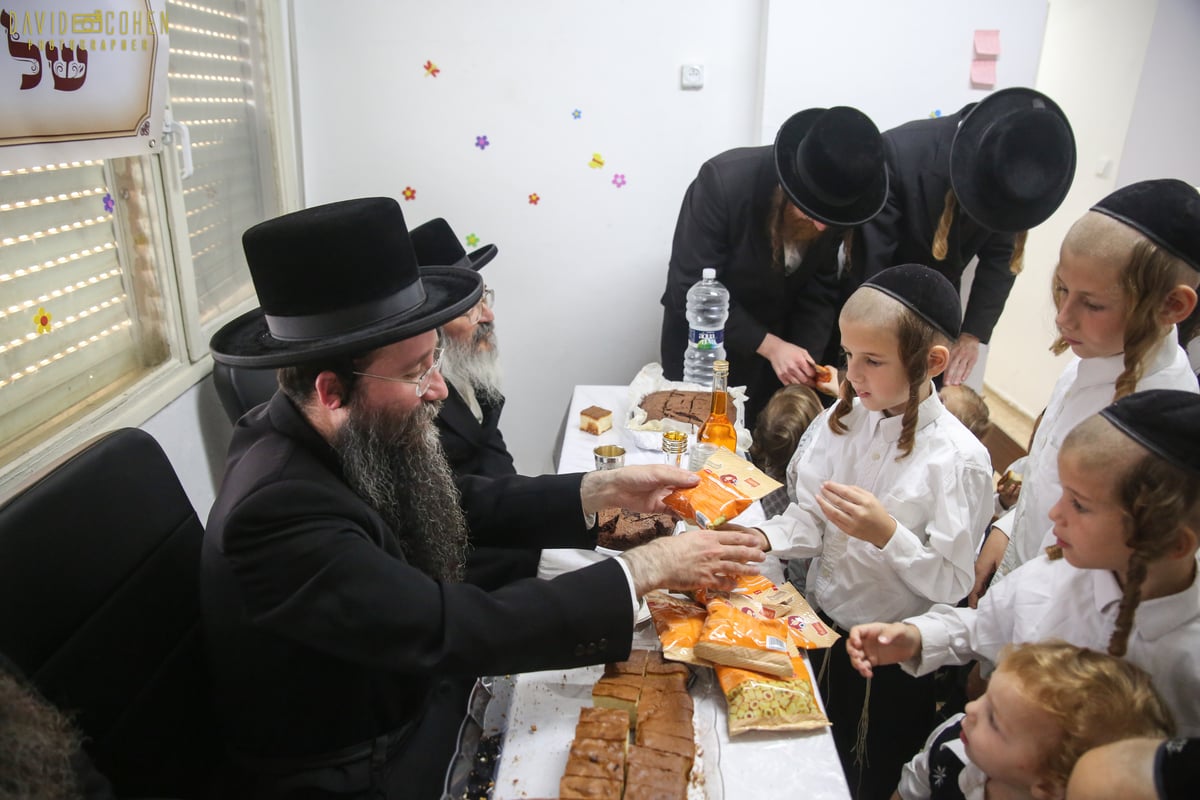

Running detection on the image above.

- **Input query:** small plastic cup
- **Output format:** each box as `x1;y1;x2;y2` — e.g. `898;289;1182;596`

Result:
688;443;719;472
593;444;626;470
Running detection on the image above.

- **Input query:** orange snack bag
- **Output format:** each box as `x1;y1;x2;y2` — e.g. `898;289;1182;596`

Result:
645;591;709;666
693;597;793;678
662;469;752;528
716;654;830;735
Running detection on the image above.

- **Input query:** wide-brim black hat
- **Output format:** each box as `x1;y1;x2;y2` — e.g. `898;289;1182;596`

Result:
1091;179;1200;273
951;87;1076;233
774;106;888;227
862;263;962;340
209;197;482;368
410;217;497;271
1100;389;1200;476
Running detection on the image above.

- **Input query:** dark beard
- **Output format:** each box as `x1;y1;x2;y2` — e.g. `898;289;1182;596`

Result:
443;323;504;407
335;400;470;583
0;671;81;800
769;186;825;269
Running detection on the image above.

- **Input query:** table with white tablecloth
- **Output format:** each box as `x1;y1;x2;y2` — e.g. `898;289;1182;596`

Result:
493;385;852;800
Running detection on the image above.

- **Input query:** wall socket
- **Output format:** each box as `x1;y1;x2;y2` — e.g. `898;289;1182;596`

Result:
680;64;704;90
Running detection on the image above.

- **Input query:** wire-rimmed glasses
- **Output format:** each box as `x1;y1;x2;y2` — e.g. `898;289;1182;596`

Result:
353;347;443;396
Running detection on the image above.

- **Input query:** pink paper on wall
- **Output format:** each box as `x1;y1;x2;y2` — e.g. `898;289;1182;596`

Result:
970;59;997;87
974;29;1001;57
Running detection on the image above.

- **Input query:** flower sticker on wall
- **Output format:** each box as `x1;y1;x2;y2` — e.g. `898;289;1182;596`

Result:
929;109;943;118
612;174;627;188
34;306;52;334
402;186;417;201
103;192;114;213
423;60;440;77
465;233;480;248
528;193;540;205
475;135;490;150
572;109;582;119
588;153;605;169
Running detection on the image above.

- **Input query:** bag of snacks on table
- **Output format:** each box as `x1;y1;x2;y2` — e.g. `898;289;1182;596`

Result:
645;591;709;666
716;654;830;735
692;596;794;678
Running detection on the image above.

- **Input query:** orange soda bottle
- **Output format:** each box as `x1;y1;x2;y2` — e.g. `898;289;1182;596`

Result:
698;360;737;453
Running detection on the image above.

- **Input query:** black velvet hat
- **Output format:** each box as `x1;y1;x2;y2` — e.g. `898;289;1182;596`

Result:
774;106;888;227
209;197;482;367
862;263;962;340
950;87;1076;233
410;217;497;271
1100;389;1200;476
1091;179;1200;272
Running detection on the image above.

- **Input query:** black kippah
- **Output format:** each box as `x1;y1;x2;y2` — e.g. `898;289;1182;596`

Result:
1091;179;1200;272
862;264;963;340
1099;389;1200;476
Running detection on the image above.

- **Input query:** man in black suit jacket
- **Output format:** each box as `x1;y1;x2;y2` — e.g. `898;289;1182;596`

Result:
660;106;887;426
853;88;1075;385
203;197;765;799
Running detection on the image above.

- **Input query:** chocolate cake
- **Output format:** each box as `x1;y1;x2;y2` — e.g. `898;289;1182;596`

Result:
639;390;737;427
596;508;676;550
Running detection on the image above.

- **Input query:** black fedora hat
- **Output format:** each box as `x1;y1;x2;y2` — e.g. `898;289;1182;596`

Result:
410;217;497;271
209;197;482;368
774;106;888;227
950;87;1076;233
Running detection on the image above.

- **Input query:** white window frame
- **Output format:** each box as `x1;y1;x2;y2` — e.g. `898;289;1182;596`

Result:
0;0;301;502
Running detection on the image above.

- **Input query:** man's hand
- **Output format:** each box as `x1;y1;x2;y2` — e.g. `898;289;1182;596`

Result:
756;333;817;386
815;481;896;548
622;530;765;595
944;334;980;386
580;464;698;516
968;527;1009;608
846;622;922;678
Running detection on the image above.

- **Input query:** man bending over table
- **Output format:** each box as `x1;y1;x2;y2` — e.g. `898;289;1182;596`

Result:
202;197;765;800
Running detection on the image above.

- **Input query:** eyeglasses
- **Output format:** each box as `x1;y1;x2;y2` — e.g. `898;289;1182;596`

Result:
464;287;495;325
353;347;443;397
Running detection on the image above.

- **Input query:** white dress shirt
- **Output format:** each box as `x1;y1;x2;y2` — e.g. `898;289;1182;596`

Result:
762;388;994;630
905;554;1200;736
995;332;1197;575
897;714;987;800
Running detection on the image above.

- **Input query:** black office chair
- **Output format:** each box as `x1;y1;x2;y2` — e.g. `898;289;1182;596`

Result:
212;361;278;424
0;428;218;797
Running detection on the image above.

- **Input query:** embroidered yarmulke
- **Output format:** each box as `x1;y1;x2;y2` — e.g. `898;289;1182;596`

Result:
1099;389;1200;476
862;263;962;340
1091;179;1200;272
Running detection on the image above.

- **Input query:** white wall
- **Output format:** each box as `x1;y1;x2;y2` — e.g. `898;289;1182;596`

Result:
984;0;1160;415
291;0;764;474
1115;0;1200;187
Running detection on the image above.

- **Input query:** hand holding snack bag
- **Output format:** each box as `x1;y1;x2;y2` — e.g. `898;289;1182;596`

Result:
662;449;782;528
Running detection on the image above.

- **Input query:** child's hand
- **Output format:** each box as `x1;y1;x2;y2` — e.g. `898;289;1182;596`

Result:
816;481;897;548
996;471;1022;510
846;622;922;678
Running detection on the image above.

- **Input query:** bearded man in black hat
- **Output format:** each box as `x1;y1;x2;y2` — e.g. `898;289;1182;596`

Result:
855;87;1077;386
659;106;888;427
202;197;765;799
409;217;515;480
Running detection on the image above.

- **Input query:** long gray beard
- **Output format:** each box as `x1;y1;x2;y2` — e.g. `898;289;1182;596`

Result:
335;400;470;583
443;323;504;407
0;671;81;800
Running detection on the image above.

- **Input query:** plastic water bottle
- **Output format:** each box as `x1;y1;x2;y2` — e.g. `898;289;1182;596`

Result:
682;268;729;386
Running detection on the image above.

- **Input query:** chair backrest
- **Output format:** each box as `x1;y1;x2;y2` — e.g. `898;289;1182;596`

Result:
212;361;279;425
0;428;217;797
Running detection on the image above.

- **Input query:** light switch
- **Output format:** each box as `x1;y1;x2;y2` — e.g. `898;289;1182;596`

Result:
680;64;704;90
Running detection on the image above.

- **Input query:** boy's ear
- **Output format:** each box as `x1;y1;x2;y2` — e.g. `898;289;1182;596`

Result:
927;344;950;378
1169;524;1199;560
1160;284;1198;326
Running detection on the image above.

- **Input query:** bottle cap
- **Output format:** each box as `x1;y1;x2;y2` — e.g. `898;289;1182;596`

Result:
713;360;729;373
662;430;689;454
702;267;716;280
